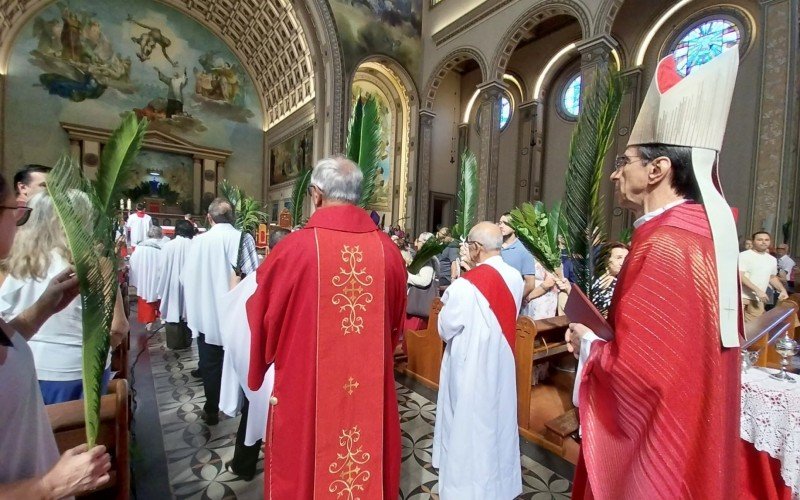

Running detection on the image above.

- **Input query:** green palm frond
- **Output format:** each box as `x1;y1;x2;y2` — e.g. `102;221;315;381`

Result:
561;68;624;298
47;115;146;447
94;112;147;210
220;180;268;274
408;237;447;275
452;149;478;241
619;227;633;245
218;179;241;210
509;201;562;272
346;95;382;208
290;169;312;227
346;95;364;162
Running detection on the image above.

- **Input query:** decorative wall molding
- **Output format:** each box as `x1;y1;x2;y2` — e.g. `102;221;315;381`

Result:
490;1;593;81
422;47;489;110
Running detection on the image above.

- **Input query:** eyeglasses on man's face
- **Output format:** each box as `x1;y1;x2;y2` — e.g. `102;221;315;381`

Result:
0;205;32;226
613;155;649;172
307;184;322;196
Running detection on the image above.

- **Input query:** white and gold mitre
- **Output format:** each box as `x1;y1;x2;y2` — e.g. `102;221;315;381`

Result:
628;46;739;150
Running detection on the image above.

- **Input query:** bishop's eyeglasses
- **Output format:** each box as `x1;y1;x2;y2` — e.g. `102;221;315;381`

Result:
0;205;32;226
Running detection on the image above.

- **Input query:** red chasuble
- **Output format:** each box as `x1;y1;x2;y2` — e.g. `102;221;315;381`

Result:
573;202;741;499
461;264;518;350
246;205;407;499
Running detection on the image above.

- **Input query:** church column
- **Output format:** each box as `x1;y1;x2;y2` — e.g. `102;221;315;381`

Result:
415;109;435;234
193;157;202;214
201;158;216;213
516;100;542;204
752;0;797;245
576;34;617;90
475;80;506;221
216;161;226;196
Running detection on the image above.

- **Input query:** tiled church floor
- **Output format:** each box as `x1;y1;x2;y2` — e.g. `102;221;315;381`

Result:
132;326;573;499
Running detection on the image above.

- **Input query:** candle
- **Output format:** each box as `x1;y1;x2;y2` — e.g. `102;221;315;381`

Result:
127;199;131;210
119;199;124;210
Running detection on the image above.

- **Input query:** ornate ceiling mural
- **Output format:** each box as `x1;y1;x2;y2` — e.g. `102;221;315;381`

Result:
328;0;422;82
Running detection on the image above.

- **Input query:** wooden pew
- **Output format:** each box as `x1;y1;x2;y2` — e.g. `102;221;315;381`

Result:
515;315;579;464
404;298;444;390
46;379;130;500
743;300;799;369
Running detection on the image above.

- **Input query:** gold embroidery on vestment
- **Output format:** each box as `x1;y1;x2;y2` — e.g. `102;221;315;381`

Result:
331;245;374;335
328;426;371;499
343;377;360;395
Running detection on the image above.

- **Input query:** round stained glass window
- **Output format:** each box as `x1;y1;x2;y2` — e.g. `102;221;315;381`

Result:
672;19;740;77
562;74;581;119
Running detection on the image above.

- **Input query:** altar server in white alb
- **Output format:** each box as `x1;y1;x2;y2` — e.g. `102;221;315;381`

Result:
156;219;194;348
181;197;257;426
433;221;524;499
129;225;163;329
125;202;153;249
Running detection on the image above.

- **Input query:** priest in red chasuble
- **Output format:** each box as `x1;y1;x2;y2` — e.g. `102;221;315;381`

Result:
567;47;743;499
247;156;407;499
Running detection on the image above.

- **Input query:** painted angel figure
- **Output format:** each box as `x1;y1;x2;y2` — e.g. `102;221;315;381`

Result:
126;14;179;67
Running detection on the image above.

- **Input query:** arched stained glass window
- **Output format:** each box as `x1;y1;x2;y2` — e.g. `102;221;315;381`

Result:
672;19;740;76
499;96;511;130
561;74;581;119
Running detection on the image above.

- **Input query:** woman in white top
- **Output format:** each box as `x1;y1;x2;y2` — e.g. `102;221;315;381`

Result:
0;172;111;496
406;232;439;332
0;191;127;404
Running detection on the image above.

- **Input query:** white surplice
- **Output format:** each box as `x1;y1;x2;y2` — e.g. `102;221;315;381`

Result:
129;240;163;303
218;273;274;445
156;236;192;323
126;212;153;247
432;255;524;500
180;223;257;345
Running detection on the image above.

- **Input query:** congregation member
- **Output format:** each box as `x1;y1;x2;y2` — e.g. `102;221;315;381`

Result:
406;231;439;332
0;191;127;405
775;243;796;292
0;172;112;497
566;47;743;498
435;227;458;286
125;202;153;248
129;225;164;330
246;157;407;498
218;226;290;481
433;221;524;499
590;242;629;318
182;197;257;426
498;212;537;314
156;219;194;348
740;231;788;321
13;164;50;204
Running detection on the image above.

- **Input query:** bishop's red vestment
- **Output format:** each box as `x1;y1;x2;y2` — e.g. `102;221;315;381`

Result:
247;204;407;499
573;202;741;499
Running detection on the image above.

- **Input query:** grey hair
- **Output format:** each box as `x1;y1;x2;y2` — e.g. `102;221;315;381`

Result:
208;197;235;224
310;156;362;204
417;232;434;244
468;221;503;251
147;225;163;239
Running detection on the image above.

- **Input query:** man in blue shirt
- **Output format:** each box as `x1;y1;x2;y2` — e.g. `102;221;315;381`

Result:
498;212;537;302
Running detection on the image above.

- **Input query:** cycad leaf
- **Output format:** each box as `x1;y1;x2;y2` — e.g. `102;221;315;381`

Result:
290;168;312;226
48;155;116;448
509;201;562;272
452;149;478;241
95;112;147;210
561;68;623;298
346;96;364;163
408;237;447;275
356;95;382;207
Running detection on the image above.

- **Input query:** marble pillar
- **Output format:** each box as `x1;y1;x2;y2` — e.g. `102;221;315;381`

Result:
415;109;435;234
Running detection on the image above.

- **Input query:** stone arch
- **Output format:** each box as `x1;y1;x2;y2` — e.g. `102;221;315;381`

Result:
350;55;420;226
0;0;335;135
421;47;489;111
490;1;591;81
594;0;625;37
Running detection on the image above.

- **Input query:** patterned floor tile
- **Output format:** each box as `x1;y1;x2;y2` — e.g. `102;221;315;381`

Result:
146;332;572;499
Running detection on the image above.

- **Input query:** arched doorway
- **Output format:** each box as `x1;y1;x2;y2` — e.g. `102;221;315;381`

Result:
351;57;419;231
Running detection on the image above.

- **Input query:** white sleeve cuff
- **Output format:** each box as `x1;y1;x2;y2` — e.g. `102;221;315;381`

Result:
572;330;605;407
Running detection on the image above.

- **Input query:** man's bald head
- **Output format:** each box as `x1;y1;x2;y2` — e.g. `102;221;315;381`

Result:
467;222;502;263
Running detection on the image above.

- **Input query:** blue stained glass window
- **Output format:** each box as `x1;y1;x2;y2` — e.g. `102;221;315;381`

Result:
562;75;581;118
673;19;740;77
499;96;511;130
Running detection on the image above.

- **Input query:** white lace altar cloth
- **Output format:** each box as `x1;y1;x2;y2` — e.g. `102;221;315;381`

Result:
741;368;800;498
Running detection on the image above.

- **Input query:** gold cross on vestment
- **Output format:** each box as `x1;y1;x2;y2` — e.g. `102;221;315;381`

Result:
343;281;363;300
343;377;360;395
